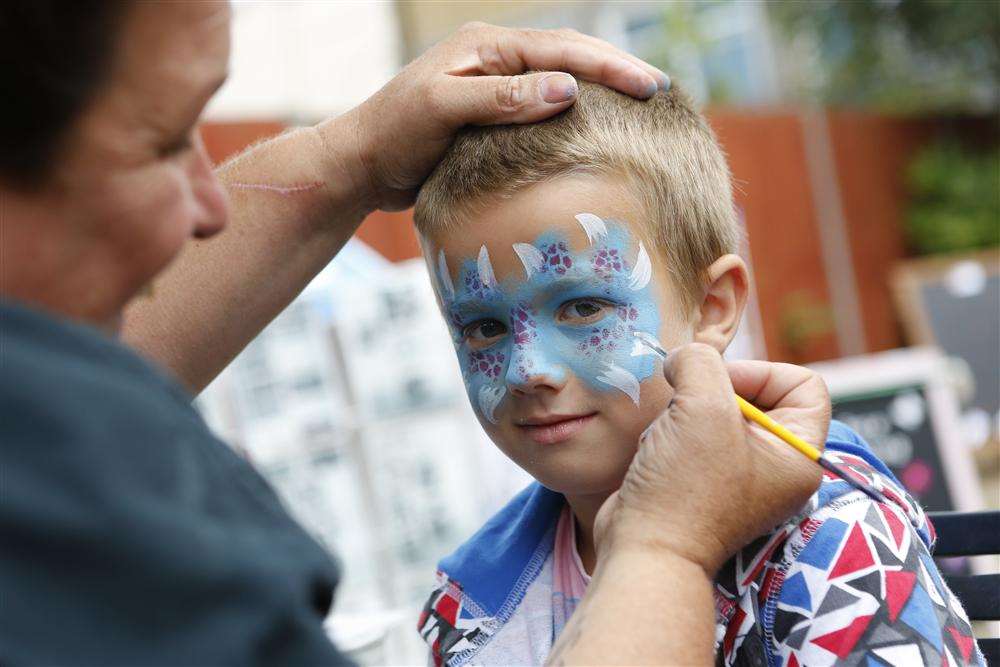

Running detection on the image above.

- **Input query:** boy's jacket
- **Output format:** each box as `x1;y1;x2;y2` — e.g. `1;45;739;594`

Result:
418;421;983;666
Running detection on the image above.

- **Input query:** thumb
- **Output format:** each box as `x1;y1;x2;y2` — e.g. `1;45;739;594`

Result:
663;343;739;419
447;72;578;126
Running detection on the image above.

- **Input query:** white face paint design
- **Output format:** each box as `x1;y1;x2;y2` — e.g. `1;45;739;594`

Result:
595;362;641;406
430;217;663;427
512;243;546;278
630;333;665;359
629;242;652;290
477;245;497;290
437;249;455;300
574;212;608;245
478;385;506;424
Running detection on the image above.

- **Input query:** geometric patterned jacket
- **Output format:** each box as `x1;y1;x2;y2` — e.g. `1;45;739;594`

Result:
418;421;984;666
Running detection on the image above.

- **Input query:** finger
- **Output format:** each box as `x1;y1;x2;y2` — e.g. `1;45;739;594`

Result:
438;71;579;126
663;343;737;415
554;28;671;92
729;360;831;457
483;27;662;99
727;360;829;411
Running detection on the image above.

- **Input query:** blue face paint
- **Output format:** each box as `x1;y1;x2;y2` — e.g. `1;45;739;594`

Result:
432;217;662;424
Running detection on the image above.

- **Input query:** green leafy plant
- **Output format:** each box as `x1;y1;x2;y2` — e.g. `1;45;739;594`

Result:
905;142;1000;256
769;0;999;114
778;290;835;359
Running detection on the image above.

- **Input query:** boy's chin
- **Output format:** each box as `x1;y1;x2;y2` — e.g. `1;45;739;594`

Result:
534;466;628;498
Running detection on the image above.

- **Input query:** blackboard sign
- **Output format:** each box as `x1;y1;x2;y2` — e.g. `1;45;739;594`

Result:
832;384;954;512
893;250;1000;446
810;348;983;514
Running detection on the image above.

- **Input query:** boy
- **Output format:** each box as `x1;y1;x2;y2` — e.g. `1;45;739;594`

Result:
413;83;982;666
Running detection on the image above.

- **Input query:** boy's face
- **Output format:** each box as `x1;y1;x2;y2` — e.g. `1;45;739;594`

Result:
423;174;694;497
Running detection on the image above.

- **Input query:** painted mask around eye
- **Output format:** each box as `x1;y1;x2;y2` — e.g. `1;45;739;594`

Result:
431;213;666;425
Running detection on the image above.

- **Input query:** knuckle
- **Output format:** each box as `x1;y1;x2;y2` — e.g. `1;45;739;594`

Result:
496;75;527;112
687;341;718;358
459;20;490;33
421;79;450;119
476;38;507;75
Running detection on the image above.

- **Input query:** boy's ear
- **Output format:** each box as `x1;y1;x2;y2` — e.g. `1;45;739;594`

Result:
692;254;749;352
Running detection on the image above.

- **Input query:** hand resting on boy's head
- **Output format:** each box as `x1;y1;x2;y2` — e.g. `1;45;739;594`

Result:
342;22;669;212
595;343;828;575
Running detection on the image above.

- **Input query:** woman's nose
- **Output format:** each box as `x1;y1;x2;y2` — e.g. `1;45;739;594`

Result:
188;132;229;239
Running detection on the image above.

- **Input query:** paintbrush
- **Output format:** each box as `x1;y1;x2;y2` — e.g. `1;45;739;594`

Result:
632;331;889;505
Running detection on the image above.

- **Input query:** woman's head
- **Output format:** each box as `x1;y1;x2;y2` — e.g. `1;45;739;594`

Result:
0;1;231;327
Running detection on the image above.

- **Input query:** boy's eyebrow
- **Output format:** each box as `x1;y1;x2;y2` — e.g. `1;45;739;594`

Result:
447;296;497;319
446;265;621;319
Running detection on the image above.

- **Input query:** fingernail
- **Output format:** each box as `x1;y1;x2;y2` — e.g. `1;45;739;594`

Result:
540;73;577;103
656;70;671;91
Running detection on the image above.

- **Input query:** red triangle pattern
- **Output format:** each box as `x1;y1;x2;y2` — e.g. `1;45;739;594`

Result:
879;505;906;549
946;626;974;662
723;605;746;657
810;614;874;658
788;652;800;667
884;570;917;622
829;523;875;579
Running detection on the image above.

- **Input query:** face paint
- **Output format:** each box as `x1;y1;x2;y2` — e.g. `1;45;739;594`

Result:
477;246;498;290
431;214;663;424
629;242;652;290
436;249;455;300
630;332;665;359
478;385;506;424
574;212;608;244
595;362;641;406
512;243;546;277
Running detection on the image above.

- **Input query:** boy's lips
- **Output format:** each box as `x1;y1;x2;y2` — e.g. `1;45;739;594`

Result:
516;412;598;445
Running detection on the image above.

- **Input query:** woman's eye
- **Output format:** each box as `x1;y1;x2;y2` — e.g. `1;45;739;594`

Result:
463;319;507;346
558;299;613;324
159;131;195;158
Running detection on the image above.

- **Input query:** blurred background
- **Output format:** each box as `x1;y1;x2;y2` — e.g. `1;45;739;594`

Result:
194;1;999;662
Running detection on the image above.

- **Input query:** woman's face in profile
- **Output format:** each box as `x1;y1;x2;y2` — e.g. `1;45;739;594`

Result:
43;2;233;322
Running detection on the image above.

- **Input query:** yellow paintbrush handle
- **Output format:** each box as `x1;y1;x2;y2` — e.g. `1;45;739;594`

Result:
735;395;822;462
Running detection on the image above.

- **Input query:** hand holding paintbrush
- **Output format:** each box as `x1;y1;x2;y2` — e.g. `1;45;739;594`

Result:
633;331;888;504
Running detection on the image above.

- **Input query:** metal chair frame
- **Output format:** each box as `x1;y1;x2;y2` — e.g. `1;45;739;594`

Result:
929;510;1000;665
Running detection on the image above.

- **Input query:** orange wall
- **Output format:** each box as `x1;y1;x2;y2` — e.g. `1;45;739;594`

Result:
708;111;841;362
824;113;935;353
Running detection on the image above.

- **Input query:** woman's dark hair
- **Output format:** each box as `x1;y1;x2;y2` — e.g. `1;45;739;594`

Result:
0;1;129;188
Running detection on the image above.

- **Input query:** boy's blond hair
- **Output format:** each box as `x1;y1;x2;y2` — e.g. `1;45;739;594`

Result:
414;82;739;308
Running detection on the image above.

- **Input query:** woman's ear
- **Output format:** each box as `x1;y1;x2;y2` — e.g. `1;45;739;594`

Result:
693;254;749;352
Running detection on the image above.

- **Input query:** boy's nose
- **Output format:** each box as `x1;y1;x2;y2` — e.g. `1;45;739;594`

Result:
505;343;568;396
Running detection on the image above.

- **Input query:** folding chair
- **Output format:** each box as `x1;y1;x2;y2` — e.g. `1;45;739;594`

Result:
929;510;1000;665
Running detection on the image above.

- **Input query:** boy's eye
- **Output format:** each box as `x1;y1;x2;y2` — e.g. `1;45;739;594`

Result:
557;298;614;324
463;319;507;348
